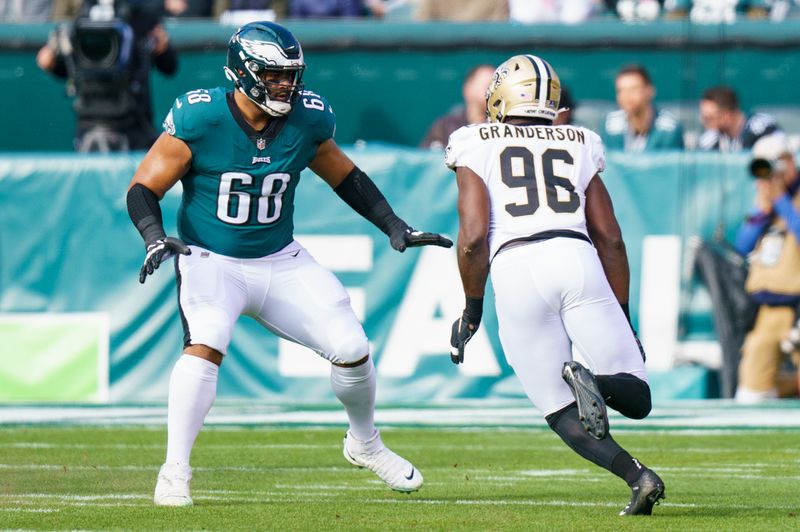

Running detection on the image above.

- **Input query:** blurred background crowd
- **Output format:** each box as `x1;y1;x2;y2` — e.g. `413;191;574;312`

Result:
3;0;800;23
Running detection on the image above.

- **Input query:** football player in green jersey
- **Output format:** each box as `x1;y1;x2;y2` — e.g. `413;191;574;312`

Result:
126;21;451;507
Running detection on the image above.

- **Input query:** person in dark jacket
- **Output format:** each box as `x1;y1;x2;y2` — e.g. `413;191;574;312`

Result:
36;0;178;151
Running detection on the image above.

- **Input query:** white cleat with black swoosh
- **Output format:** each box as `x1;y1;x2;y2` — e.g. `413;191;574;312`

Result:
343;430;423;493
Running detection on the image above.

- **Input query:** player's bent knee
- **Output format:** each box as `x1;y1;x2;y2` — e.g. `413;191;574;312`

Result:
184;344;224;366
326;330;369;366
333;354;370;368
183;309;233;357
627;395;651;419
619;378;651;419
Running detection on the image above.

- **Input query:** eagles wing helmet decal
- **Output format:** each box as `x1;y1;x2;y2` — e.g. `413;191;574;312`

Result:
239;38;304;68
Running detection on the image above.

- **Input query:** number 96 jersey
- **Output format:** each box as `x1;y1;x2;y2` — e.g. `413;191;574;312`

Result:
163;86;336;259
445;123;605;259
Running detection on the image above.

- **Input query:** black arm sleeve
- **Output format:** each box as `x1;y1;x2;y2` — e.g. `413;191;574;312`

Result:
127;183;167;246
333;167;409;236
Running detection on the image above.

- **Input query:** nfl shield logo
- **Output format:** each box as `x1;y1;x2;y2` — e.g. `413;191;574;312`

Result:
257;138;266;150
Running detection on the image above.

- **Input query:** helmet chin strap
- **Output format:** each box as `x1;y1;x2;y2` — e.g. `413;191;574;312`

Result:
245;85;291;117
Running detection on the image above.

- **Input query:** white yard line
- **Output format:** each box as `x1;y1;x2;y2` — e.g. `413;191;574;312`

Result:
1;401;799;428
0;442;337;450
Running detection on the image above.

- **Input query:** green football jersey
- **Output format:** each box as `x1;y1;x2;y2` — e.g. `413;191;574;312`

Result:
601;106;684;152
163;87;336;258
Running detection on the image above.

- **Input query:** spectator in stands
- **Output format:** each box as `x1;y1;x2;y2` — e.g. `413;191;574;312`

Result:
734;133;800;402
0;0;52;20
698;86;780;152
602;64;683;152
609;0;662;22
664;0;770;23
164;0;214;17
770;0;800;20
289;0;385;17
553;85;575;126
419;64;495;149
415;0;508;21
51;0;83;20
508;0;595;24
37;0;177;152
215;0;285;21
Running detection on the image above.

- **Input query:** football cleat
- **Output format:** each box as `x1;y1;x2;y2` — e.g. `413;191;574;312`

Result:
619;468;665;516
343;430;423;493
562;361;609;440
154;463;193;507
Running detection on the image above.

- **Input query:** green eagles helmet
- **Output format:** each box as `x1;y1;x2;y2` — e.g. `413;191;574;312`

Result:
224;21;305;117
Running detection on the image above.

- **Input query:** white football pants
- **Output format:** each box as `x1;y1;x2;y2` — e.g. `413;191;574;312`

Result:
490;238;647;417
175;240;368;365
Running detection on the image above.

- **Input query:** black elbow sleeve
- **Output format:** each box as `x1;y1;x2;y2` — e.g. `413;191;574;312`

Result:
333;167;407;236
127;183;166;246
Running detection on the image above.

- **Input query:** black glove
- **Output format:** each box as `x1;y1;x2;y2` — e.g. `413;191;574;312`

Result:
450;297;483;364
389;226;453;252
139;237;191;284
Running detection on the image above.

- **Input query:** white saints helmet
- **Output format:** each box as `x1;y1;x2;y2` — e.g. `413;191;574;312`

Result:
486;54;561;123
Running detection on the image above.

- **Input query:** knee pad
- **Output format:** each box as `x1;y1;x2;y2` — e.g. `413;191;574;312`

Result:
325;328;369;365
182;307;234;355
598;373;652;420
619;378;651;419
630;381;652;419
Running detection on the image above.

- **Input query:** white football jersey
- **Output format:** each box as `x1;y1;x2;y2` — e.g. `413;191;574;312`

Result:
445;123;605;259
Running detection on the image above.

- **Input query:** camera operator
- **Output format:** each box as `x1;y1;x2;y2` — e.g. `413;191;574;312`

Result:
733;133;800;402
36;0;178;152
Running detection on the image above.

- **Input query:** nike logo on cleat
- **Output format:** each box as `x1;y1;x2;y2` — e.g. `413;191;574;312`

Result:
404;469;415;480
291;250;300;257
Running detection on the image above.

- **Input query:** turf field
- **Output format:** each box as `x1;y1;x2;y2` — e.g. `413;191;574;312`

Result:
1;419;799;530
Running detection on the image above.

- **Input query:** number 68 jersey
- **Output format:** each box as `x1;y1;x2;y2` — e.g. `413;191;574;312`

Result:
163;86;336;259
445;123;606;259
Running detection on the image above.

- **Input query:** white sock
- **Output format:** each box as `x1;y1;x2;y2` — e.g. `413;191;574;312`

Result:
330;357;376;441
164;354;219;465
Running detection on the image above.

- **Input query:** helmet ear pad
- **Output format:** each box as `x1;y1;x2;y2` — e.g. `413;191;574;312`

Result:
225;21;306;117
486;55;561;123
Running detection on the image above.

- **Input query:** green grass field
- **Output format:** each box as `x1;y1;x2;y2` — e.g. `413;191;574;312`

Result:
1;426;799;531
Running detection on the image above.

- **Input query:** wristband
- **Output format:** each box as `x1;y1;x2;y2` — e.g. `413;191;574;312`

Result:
465;296;484;323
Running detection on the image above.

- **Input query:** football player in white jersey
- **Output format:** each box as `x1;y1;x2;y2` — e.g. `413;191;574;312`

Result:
446;55;665;516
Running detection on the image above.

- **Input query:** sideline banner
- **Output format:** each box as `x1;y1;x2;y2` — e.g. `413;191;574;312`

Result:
0;313;109;402
0;147;752;402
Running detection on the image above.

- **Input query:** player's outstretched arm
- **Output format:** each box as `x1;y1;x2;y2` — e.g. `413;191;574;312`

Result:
450;166;490;364
127;133;193;284
309;139;453;252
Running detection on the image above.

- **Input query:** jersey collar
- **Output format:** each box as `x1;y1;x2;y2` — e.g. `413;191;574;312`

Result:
226;90;286;150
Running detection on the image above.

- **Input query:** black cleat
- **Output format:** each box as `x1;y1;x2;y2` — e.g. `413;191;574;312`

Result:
561;361;608;440
620;468;665;516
